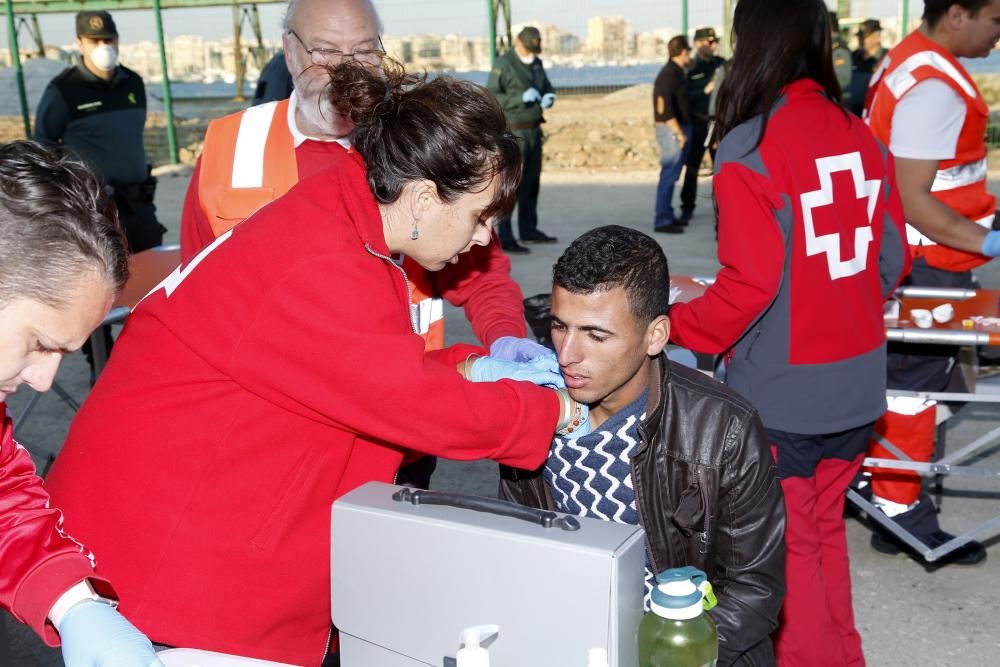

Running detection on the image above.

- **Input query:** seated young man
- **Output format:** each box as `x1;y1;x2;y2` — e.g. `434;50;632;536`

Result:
496;226;786;666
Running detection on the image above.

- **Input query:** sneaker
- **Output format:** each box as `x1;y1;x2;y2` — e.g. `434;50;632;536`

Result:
654;225;685;234
871;529;987;566
501;240;531;254
677;213;692;227
521;231;558;244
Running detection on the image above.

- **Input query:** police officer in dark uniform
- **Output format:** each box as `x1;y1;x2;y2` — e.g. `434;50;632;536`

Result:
846;19;887;116
486;26;557;255
35;10;165;254
678;27;724;226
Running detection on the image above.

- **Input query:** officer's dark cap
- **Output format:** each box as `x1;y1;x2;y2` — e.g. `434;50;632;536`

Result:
76;11;118;40
518;26;542;54
857;19;882;37
693;27;717;42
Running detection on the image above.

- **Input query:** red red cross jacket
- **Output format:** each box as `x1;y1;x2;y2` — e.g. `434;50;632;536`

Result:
0;403;112;646
670;79;910;434
44;154;559;665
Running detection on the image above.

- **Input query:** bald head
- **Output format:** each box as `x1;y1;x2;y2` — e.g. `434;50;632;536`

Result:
281;0;384;139
283;0;383;34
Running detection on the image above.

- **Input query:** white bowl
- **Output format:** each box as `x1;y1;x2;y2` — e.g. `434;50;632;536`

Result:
910;309;933;328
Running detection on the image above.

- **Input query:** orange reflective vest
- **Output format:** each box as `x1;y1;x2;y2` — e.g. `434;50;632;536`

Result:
197;99;445;350
866;30;995;272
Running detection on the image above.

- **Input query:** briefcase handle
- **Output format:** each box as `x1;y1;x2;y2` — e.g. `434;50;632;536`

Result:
392;488;581;531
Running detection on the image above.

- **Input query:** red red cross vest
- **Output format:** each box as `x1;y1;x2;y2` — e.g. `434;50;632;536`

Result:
866;30;995;272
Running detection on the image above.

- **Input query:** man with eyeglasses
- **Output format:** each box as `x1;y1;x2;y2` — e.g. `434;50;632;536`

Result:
179;0;529;492
678;27;724;227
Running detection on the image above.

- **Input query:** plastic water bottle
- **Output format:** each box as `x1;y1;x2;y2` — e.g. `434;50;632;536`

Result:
638;566;718;667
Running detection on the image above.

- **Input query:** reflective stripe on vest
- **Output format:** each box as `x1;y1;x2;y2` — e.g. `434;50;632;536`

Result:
865;31;995;272
197;101;446;350
882;50;976;100
198;99;299;238
906;212;994;246
400;256;445;350
931;157;987;193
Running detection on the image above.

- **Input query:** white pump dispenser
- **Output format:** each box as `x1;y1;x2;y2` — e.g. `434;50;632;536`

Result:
586;647;609;667
456;624;499;667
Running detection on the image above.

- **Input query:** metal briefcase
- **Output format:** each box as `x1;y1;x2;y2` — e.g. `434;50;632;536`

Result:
331;482;646;666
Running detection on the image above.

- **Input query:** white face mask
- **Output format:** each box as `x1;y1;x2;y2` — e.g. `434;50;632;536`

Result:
89;44;118;72
518;53;535;65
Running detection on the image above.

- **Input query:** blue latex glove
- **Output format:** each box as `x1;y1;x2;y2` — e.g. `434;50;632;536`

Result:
982;230;1000;257
469;355;565;388
522;87;542;105
489;336;557;368
60;601;163;667
561;401;592;441
541;92;556;109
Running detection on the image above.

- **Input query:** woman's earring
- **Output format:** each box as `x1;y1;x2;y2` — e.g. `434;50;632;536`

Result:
411;223;420;240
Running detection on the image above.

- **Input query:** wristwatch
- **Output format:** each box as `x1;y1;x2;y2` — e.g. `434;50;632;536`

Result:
48;579;117;631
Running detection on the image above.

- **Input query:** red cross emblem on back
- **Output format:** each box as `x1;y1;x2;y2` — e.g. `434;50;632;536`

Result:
800;152;880;280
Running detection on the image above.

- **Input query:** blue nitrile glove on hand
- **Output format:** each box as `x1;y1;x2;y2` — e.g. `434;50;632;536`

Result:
522;87;542;105
982;230;1000;257
541;92;556;109
60;600;163;667
490;336;557;367
469;355;565;388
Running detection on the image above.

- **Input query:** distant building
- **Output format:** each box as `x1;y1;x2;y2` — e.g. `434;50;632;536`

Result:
587;16;627;61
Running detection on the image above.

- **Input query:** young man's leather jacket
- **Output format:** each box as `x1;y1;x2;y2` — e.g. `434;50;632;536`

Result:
500;355;786;666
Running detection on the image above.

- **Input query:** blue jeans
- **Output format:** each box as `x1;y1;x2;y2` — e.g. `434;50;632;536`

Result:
654;124;691;229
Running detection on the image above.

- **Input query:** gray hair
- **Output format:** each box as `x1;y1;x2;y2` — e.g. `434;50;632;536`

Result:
283;0;384;34
0;141;129;308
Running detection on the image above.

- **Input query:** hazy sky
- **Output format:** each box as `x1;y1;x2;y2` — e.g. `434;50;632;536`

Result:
1;0;917;51
2;0;729;49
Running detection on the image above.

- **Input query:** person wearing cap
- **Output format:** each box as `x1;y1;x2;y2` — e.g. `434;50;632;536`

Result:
652;35;692;234
678;27;724;227
845;19;886;116
35;10;164;255
486;26;558;254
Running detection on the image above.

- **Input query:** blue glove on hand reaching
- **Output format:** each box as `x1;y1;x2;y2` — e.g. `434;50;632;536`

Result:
982;230;1000;257
469;355;565;388
522;87;542;105
60;600;163;667
541;93;556;109
490;336;557;368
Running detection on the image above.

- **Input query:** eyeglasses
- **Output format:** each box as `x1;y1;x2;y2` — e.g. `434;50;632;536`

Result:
286;29;385;67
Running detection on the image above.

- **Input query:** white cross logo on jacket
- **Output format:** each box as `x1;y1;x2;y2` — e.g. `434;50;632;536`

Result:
800;152;881;280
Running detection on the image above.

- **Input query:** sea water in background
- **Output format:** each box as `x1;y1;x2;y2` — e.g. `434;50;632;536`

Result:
154;51;1000;118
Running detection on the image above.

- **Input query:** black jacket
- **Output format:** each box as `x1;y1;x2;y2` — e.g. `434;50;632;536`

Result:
500;356;785;666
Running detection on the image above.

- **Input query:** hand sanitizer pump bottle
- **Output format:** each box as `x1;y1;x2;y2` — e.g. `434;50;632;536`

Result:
456;625;499;667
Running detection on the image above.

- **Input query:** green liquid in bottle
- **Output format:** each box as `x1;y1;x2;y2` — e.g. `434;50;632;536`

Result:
637;611;718;667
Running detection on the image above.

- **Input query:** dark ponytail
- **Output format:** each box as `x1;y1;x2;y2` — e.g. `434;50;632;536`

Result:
325;59;521;222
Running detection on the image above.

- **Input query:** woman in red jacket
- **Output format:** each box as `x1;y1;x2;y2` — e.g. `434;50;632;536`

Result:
0;141;159;665
45;61;583;666
668;1;910;666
